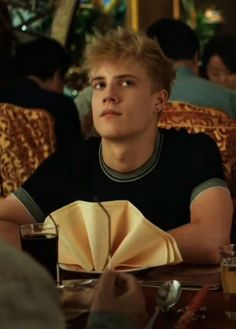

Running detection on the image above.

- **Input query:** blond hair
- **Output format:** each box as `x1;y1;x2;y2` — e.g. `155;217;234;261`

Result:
83;28;175;94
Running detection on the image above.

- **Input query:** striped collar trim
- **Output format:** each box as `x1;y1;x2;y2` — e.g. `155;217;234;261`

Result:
99;130;163;183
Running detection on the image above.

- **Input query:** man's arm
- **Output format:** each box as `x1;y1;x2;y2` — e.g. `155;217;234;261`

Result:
0;194;35;248
169;187;233;264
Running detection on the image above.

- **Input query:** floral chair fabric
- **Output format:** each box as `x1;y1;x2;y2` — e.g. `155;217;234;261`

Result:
158;101;236;241
0;103;56;197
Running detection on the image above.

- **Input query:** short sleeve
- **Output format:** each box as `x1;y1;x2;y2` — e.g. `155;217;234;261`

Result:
13;138;100;221
13;151;65;221
188;132;226;201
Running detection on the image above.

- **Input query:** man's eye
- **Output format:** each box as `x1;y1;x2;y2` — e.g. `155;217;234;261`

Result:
121;80;134;87
93;82;106;89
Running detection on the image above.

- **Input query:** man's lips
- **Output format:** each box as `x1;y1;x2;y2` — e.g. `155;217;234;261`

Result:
100;109;121;117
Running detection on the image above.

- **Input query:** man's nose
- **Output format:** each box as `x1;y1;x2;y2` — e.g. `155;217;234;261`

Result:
103;95;119;103
103;85;119;104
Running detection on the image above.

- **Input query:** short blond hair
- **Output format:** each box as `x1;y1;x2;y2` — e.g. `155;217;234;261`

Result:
83;28;175;94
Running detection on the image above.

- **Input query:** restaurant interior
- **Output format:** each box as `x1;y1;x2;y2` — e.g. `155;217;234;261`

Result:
1;1;236;328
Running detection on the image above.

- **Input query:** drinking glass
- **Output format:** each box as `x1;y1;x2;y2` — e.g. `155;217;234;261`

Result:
20;222;58;281
220;243;236;320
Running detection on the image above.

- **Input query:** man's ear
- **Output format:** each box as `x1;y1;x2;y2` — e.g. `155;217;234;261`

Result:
154;89;168;113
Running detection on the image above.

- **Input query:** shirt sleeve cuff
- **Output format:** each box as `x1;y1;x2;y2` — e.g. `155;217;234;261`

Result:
13;187;45;222
190;177;228;206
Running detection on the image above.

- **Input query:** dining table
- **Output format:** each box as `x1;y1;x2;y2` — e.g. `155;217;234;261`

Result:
59;263;235;329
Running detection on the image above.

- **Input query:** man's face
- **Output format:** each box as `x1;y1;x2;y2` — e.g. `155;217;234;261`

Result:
91;58;166;141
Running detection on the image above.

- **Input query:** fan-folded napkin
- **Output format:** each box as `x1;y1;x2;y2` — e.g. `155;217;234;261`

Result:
45;200;182;272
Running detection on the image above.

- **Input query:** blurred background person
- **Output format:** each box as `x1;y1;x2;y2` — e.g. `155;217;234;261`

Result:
0;37;82;150
146;18;236;118
200;35;236;91
74;84;96;138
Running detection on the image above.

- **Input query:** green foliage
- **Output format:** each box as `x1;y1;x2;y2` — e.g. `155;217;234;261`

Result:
181;0;222;54
195;11;219;53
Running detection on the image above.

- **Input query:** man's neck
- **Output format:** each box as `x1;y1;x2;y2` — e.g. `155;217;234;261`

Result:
101;130;158;172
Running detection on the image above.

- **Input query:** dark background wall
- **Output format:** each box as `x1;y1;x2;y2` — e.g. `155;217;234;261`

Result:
137;0;173;32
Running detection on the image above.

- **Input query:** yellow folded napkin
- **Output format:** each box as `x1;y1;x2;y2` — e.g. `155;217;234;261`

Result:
45;200;182;272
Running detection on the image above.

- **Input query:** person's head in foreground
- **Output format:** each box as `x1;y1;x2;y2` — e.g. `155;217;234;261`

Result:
0;239;65;329
146;18;200;74
83;28;175;142
201;35;236;90
0;237;147;329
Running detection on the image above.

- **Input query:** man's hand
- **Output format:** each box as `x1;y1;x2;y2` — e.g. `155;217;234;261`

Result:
91;271;147;328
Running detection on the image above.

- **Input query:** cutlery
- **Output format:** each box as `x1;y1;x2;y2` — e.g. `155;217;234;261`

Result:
144;280;181;329
96;199;112;270
141;280;220;291
59;278;219;291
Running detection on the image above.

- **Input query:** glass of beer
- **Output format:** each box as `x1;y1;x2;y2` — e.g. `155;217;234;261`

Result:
220;243;236;320
20;222;58;281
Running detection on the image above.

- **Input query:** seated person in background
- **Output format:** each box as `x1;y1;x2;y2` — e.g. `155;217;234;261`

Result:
146;18;236;119
0;37;82;150
75;85;98;138
0;28;232;264
0;239;146;329
200;35;236;91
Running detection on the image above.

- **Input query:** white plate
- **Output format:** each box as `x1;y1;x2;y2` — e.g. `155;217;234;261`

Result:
59;263;151;274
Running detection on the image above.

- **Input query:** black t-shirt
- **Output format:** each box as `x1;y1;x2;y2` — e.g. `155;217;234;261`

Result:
15;128;225;231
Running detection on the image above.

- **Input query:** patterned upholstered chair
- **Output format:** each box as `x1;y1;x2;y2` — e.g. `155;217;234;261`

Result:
0;103;56;197
158;101;236;241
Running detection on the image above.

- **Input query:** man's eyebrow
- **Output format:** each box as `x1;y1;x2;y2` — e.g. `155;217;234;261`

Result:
89;76;104;83
90;74;140;82
90;76;104;82
115;74;139;79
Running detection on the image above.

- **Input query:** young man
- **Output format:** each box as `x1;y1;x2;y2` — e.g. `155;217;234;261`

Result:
0;29;232;264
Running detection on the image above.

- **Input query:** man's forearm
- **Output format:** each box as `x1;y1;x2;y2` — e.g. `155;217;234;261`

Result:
170;188;233;264
169;222;229;264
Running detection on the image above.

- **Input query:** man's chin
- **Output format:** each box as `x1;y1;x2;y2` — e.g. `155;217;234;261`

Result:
96;128;123;139
100;132;126;141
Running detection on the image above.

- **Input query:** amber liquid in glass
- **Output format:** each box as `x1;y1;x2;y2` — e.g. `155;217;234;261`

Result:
221;259;236;320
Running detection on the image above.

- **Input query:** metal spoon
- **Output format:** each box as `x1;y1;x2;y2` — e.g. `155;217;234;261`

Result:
144;279;182;329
